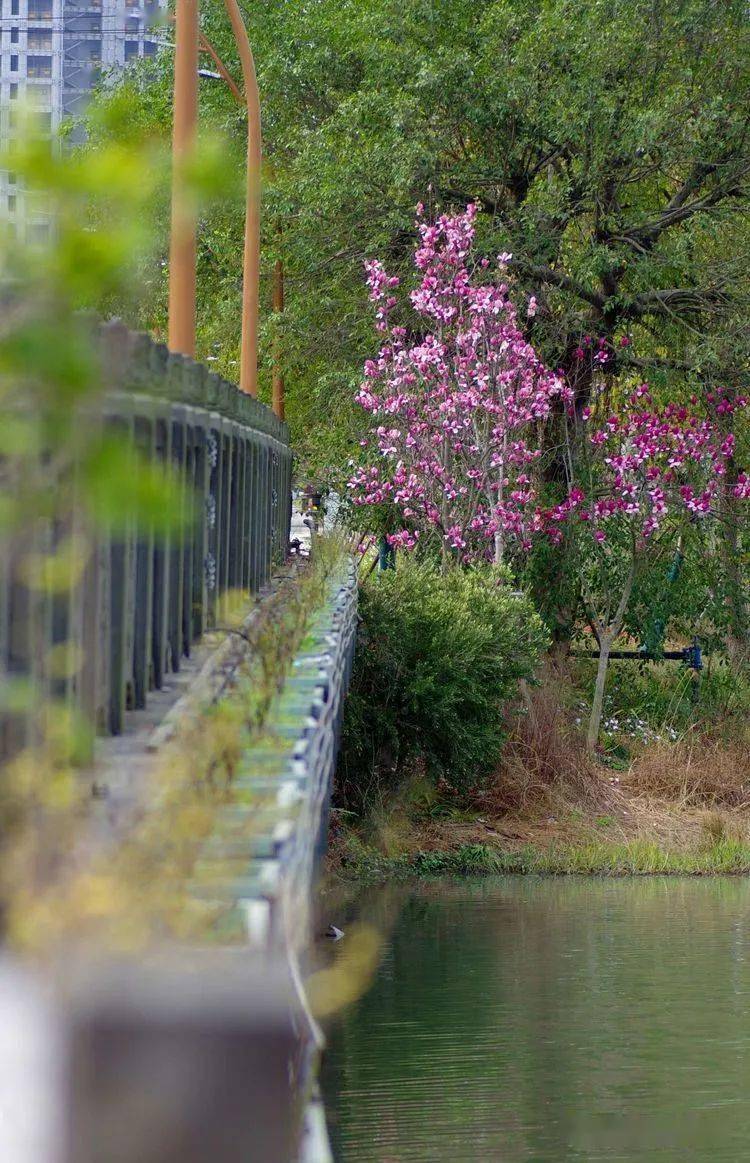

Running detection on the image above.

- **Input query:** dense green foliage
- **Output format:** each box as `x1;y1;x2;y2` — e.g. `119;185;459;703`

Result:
92;1;750;447
337;561;547;812
90;0;749;660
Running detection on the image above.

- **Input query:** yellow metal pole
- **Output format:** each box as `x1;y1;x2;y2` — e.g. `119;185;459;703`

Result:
167;0;199;357
221;0;261;397
272;243;285;420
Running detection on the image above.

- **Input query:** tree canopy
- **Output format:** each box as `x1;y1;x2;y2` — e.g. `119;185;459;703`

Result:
89;0;749;655
93;0;749;447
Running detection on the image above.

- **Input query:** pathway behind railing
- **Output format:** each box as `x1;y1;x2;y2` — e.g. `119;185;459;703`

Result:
0;319;292;755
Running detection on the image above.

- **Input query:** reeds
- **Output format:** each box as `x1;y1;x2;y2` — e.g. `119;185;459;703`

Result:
627;735;750;808
475;671;600;814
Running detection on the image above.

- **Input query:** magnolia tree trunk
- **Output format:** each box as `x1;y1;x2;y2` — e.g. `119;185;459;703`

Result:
720;467;750;669
585;561;636;754
587;634;613;753
493;473;505;565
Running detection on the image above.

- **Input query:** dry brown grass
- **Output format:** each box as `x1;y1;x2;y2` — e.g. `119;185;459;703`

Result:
626;734;750;808
473;674;601;814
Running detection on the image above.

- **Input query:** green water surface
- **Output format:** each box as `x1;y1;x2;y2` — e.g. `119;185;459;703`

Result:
321;877;750;1162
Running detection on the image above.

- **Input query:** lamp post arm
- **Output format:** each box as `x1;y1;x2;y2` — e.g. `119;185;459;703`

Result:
198;32;245;105
167;0;199;357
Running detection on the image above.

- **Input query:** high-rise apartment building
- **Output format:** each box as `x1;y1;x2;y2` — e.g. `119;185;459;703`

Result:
0;0;164;243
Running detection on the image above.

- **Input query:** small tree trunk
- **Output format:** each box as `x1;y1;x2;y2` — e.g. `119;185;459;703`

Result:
583;559;635;754
720;464;749;668
549;635;571;668
494;471;504;565
587;634;612;753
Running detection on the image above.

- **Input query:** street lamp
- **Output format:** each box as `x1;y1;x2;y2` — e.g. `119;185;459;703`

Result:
272;234;284;421
167;0;262;399
166;0;198;362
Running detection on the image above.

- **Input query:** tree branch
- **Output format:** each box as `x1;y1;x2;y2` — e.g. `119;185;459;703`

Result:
515;261;607;311
612;162;750;252
623;285;731;320
618;354;695;373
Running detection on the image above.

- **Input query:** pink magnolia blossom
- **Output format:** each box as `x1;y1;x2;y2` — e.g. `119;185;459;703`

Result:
348;206;569;562
543;385;747;544
349;206;748;565
733;471;750;500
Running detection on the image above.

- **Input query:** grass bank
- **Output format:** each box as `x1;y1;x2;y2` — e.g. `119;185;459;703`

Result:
329;654;750;881
330;834;750;881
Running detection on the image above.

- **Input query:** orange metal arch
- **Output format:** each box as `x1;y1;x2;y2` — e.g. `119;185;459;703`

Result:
167;0;262;398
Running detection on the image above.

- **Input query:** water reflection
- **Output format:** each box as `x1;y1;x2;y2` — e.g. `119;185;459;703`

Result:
321;877;750;1161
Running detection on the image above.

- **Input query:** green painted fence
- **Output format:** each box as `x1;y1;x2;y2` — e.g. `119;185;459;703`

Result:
0;318;293;753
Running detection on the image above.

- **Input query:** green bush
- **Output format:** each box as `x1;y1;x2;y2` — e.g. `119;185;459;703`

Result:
337;560;548;814
571;656;750;746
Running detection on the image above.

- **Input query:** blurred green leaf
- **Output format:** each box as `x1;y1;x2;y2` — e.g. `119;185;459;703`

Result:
82;435;192;535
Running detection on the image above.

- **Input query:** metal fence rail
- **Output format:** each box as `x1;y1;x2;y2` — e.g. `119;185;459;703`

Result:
1;319;293;753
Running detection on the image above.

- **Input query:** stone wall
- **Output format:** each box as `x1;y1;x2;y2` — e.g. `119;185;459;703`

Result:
190;555;358;954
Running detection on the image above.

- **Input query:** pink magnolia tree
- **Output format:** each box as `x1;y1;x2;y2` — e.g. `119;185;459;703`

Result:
547;384;747;748
347;203;569;563
349;204;748;749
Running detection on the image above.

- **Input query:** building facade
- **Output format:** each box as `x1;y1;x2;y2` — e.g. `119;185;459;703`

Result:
0;0;163;243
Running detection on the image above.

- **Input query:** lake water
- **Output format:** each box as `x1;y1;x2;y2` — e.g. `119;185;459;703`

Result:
321;877;750;1162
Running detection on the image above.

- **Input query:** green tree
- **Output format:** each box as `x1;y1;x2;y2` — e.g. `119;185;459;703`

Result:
90;0;750;650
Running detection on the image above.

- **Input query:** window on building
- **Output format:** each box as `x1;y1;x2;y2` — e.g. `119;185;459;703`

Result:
7;195;16;214
143;40;157;57
28;221;51;245
10;0;19;15
10;55;18;72
124;40;139;61
28;83;51;106
10;26;19;42
27;55;52;77
33;110;52;134
28;0;53;18
28;28;52;49
78;13;101;32
9;83;18;99
8;172;16;185
89;40;102;61
126;14;139;31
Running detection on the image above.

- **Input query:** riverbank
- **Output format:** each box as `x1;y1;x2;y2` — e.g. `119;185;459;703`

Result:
328;823;750;880
327;786;750;877
328;656;750;881
330;683;748;874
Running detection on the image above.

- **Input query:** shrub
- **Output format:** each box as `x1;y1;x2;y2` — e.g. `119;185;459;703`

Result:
336;559;548;814
474;671;599;814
